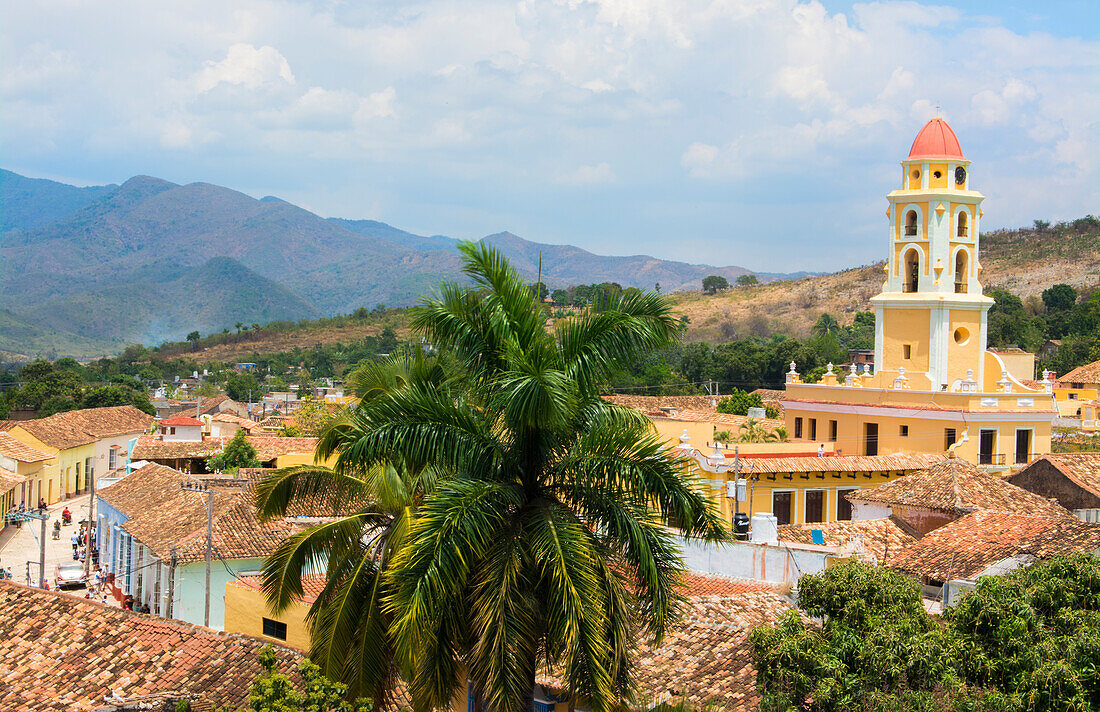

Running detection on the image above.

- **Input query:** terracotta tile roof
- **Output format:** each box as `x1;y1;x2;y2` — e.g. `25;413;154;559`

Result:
0;579;302;711
131;434;319;462
99;463;310;564
1026;453;1100;497
0;432;53;462
890;510;1100;582
159;416;204;426
210;412;263;433
602;394;722;411
846;457;1072;518
13;406;154;450
778;517;918;565
679;571;784;597
538;591;799;711
1057;359;1100;386
743;452;941;474
166;395;239;417
0;465;23;491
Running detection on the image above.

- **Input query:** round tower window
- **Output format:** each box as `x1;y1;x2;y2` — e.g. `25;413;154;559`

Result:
933;170;942;179
953;327;970;345
911;169;921;180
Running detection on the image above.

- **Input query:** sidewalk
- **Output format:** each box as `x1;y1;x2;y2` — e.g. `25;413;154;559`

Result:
0;494;93;588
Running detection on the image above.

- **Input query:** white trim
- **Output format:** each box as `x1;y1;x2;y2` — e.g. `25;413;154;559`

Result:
779;397;1058;423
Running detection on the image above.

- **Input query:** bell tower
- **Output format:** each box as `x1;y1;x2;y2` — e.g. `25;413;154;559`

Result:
872;118;993;390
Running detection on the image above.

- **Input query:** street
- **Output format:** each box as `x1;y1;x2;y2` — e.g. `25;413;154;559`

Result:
0;494;97;593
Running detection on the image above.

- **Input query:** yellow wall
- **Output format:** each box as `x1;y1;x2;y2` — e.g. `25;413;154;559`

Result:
1055;387;1100;417
782;405;1052;474
929;164;948;189
272;451;338;468
947;309;983;382
881;308;931;373
4;427;85;504
223;583;313;652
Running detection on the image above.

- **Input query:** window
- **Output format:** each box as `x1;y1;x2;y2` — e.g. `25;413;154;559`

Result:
829;420;838;442
957;211;968;237
905;210;918;236
954;249;968;293
900;425;909;437
108;449;117;470
1015;430;1033;465
864;423;879;456
1069;393;1078;400
837;489;858;521
903;344;912;359
169;427;176;435
794;417;803;439
944;428;957;451
772;491;793;525
979;429;997;465
805;490;825;524
809;418;817;441
262;618;288;640
903;248;920;291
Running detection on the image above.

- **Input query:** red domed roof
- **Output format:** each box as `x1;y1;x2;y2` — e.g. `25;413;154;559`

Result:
908;118;964;160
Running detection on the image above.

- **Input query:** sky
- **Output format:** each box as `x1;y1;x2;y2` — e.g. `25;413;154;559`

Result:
2;0;1097;273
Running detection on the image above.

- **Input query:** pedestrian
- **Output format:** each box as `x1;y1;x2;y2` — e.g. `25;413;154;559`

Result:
71;531;80;555
817;443;825;457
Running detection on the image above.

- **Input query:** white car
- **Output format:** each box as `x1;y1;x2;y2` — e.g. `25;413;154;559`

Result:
55;562;86;589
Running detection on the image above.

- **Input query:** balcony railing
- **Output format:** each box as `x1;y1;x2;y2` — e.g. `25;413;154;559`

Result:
957;227;968;237
979;453;1006;466
904;226;918;236
902;283;918;293
954;282;967;294
1015;452;1036;465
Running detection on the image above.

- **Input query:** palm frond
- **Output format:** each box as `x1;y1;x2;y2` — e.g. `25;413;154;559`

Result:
253;464;371;521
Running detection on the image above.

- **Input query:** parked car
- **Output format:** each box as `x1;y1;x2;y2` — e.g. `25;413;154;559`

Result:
55;562;86;589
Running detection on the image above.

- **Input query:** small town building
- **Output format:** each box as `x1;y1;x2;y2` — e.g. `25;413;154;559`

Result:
846;456;1072;535
0;432;54;514
164;394;249;420
208;411;263;438
225;574;325;650
130;433;327;473
0;579;301;711
157;415;204;442
1007;452;1100;522
1;405;154;502
96;462;311;629
777;516;918;567
889;510;1100;602
1052;358;1100;419
780;119;1058;473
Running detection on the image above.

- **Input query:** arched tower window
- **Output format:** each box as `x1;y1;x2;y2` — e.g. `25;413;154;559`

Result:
957;211;968;237
903;248;920;292
905;210;918;237
954;249;969;294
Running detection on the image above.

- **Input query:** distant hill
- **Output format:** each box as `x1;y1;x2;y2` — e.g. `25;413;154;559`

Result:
0;169;797;359
0;169;117;233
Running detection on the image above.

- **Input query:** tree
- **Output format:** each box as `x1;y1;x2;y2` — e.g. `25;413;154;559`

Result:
737;419;783;443
702;275;730;294
812;313;840;337
716;388;764;416
225;372;262;403
82;385;156;415
38;395;78;417
1033;219;1051;231
187;331;201;351
207;429;259;472
1042;284;1078;313
264;242;725;711
235;322;244;339
247;646;374;712
551;288;570;305
736;274;759;287
378;325;399;354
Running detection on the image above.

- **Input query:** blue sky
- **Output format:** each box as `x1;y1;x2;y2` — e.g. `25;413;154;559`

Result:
2;0;1096;273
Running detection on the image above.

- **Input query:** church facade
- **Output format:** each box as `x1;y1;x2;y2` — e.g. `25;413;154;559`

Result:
781;118;1057;474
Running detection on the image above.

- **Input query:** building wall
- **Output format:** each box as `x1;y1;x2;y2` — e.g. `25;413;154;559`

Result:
223;583;313;651
94;433;144;479
175;557;265;631
1007;461;1100;512
677;535;831;586
1054;386;1099;417
7;428;94;502
992;351;1036;383
162;426;204;443
1;454;51;509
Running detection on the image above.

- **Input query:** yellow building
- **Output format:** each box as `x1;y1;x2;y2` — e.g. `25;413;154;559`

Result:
0;432;56;512
1053;358;1100;419
4;424;94;504
781;118;1057;474
224;575;316;651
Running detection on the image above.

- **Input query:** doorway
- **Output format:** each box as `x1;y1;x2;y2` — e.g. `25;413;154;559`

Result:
979;429;997;465
772;491;793;525
1015;429;1033;465
864;423;879;456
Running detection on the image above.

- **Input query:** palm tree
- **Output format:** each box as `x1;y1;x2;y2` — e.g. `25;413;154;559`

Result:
254;350;448;705
812;312;840;337
338;243;725;712
738;418;783;443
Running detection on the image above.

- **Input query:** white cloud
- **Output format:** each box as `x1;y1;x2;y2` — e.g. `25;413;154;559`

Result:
561;162;615;184
195;44;295;94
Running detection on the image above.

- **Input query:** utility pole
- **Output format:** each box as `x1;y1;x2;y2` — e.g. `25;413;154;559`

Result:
38;511;46;588
84;466;95;582
165;546;177;619
180;482;214;627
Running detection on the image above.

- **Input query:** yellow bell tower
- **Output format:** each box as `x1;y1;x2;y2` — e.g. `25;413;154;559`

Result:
873;118;993;390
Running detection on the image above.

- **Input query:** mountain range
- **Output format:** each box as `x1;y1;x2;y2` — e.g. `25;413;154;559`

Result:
0;169;806;359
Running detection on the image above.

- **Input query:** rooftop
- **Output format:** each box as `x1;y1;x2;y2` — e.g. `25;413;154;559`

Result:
908;117;964;161
0;579;302;711
131;434;320;462
9;406;154;450
158;416;204;426
890;510;1100;582
846;457;1072;518
1057;358;1100;386
0;432;53;462
778;516;918;565
1020;452;1100;497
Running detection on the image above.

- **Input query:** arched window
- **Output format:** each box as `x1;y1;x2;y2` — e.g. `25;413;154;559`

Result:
903;248;920;292
954;249;969;294
957;211;968;237
905;210;918;237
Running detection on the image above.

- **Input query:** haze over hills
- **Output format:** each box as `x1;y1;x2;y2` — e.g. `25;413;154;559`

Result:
0;169;790;359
